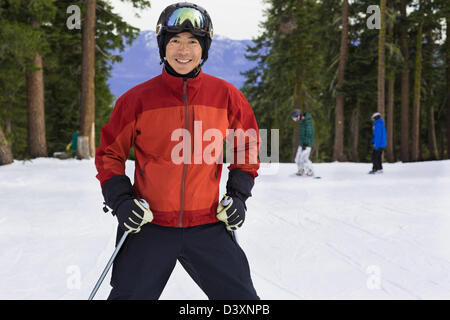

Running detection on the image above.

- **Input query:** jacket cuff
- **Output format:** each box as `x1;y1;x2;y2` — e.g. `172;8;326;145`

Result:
226;169;255;203
102;175;134;214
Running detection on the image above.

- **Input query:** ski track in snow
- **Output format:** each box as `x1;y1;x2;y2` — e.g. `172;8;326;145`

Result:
0;158;450;299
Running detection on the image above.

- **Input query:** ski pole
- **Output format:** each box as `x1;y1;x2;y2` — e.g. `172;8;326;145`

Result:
221;195;239;244
88;230;129;300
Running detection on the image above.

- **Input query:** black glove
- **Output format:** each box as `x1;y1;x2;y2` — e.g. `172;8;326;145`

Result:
101;175;153;233
216;195;246;231
216;169;254;230
115;198;153;233
302;144;307;150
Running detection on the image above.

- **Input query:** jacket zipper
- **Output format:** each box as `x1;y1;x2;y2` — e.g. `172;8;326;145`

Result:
179;78;189;227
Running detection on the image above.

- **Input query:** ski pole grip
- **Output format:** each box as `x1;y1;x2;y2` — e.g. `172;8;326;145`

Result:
137;198;149;210
220;195;232;207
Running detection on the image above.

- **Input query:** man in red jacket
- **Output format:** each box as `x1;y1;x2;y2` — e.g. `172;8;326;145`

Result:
95;2;260;300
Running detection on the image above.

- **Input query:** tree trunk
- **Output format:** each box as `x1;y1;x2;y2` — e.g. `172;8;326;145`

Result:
78;0;96;159
385;8;395;163
425;29;439;160
377;0;387;118
428;100;439;160
351;98;360;162
386;75;395;162
0;124;13;165
332;0;349;162
5;118;11;135
26;20;47;159
411;16;423;162
292;0;304;162
447;16;450;159
400;0;410;162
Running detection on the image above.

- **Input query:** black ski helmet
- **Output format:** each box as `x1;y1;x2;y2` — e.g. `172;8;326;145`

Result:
291;109;301;121
156;2;214;65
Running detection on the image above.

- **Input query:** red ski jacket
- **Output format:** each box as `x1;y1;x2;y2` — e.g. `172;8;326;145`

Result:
95;69;260;227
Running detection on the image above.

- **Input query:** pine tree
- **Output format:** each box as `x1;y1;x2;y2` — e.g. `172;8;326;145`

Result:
0;1;56;159
377;0;387;119
26;24;47;158
0;19;28;162
446;15;450;159
0;124;13;165
385;0;401;163
241;0;447;163
78;0;96;159
332;0;349;162
21;1;57;158
400;0;410;162
411;0;423;162
0;0;150;162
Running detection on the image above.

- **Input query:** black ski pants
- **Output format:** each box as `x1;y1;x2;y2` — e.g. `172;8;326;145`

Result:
372;148;384;171
107;222;259;300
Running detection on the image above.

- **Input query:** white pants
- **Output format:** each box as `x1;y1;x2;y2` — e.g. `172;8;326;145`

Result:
295;146;313;174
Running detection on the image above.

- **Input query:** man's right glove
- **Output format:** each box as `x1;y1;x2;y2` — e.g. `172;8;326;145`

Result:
115;198;153;233
216;195;246;231
101;175;153;233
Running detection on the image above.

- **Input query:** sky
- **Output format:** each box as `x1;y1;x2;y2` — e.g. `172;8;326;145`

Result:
108;0;269;40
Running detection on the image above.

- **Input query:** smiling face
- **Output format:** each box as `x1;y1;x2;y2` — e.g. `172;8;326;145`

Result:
165;32;202;75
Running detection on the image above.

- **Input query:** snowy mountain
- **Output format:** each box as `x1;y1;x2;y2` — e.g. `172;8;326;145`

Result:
1;159;450;299
107;31;256;98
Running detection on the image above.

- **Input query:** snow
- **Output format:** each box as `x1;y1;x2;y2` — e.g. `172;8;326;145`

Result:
0;158;449;300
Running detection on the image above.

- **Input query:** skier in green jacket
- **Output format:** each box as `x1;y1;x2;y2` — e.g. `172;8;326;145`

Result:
291;110;314;176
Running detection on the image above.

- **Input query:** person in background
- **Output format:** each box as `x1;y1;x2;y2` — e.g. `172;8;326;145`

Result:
291;109;314;176
369;112;387;174
65;132;80;154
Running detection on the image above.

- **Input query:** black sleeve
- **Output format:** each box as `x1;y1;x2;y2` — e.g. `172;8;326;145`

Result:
226;169;255;203
102;175;134;215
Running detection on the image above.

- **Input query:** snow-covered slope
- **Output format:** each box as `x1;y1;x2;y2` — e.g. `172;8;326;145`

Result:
0;159;449;299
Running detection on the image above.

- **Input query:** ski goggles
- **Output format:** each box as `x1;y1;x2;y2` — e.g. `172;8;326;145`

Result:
156;7;213;39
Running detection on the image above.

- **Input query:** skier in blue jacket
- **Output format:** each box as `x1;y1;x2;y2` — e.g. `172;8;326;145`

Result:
369;112;387;174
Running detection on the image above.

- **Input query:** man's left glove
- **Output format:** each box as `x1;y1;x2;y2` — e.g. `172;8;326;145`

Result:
216;169;255;231
216;195;246;231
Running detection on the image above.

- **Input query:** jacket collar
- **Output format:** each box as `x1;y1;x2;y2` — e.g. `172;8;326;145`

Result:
161;67;204;95
373;117;383;124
